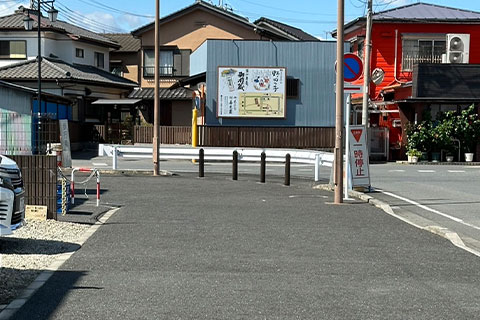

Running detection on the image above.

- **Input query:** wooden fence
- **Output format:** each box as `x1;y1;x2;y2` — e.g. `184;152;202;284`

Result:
133;126;335;149
9;155;58;220
134;126;192;144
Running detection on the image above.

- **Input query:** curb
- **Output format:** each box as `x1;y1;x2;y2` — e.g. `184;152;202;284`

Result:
60;168;176;176
0;207;121;320
314;184;480;258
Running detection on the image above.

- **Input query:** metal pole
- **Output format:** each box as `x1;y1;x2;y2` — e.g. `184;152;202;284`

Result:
362;0;373;126
335;0;345;203
37;0;42;154
153;0;160;175
344;94;353;200
199;148;204;178
260;152;266;183
284;154;291;186
232;150;238;181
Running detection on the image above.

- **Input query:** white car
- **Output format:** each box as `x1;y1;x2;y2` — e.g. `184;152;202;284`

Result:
0;155;25;236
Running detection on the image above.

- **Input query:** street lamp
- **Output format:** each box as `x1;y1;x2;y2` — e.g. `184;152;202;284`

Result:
23;1;58;154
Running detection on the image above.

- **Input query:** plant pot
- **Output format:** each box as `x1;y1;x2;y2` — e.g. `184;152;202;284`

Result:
446;156;454;162
410;156;418;163
431;152;441;162
465;153;474;162
407;155;412;163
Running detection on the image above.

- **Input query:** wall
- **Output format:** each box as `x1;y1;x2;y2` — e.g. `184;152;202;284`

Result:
190;41;208;76
0;31;111;71
0;86;31;114
347;22;480;100
204;40;338;127
171;100;192;125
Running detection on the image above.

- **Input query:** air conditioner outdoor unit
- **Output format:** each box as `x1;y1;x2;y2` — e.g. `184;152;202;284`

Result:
446;33;470;64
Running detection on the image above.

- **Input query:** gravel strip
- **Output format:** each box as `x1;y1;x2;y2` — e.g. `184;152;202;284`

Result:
0;219;89;305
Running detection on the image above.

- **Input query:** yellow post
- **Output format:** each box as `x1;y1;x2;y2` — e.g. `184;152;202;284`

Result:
192;108;198;147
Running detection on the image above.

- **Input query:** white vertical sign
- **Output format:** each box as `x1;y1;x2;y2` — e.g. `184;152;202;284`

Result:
348;125;370;188
59;119;72;168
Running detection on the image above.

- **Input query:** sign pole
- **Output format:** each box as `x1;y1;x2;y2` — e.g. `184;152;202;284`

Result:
335;0;345;204
344;94;353;200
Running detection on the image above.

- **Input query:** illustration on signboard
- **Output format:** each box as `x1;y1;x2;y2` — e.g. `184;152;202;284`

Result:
217;67;286;118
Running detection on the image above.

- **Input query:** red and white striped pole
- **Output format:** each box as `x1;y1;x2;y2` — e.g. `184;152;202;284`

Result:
96;171;100;207
70;169;75;205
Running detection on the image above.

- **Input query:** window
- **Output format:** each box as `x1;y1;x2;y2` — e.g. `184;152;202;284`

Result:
94;52;104;69
402;38;446;71
110;64;123;77
286;78;299;99
76;48;84;58
357;41;364;59
0;40;26;59
143;49;174;77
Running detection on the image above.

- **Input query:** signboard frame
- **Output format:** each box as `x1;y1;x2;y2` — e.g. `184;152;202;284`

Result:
217;66;287;119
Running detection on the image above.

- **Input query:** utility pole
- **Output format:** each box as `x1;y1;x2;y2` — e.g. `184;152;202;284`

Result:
153;0;160;175
335;0;345;204
361;0;373;126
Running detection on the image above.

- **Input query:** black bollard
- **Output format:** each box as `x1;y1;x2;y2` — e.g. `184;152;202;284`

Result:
233;150;238;180
199;148;204;177
260;152;266;183
285;153;291;186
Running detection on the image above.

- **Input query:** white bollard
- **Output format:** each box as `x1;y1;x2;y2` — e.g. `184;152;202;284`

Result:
315;154;320;182
112;146;118;170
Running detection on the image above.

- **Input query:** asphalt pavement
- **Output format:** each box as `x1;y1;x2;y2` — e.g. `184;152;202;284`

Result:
9;172;480;319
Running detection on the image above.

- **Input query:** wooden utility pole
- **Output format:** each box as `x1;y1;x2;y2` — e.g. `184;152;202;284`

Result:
153;0;160;175
335;0;345;204
362;0;373;126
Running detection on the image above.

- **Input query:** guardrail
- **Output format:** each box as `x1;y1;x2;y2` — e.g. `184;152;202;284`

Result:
98;144;334;181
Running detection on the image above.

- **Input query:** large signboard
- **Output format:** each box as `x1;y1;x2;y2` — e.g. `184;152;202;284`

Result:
217;67;286;118
348;125;371;188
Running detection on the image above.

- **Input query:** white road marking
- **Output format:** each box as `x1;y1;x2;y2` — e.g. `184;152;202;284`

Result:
380;190;480;231
417;170;435;173
92;162;108;166
388;170;405;172
448;170;466;173
298;169;312;172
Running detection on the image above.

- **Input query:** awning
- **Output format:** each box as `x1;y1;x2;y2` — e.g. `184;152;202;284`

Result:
92;99;142;105
128;87;191;100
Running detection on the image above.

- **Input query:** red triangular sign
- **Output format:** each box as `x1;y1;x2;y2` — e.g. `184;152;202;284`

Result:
351;129;363;143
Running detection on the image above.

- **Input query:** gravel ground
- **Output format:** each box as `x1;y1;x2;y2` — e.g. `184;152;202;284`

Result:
0;219;90;306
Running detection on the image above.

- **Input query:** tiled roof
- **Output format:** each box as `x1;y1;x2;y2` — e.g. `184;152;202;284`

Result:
128;87;191;100
0;58;137;87
104;33;141;52
338;3;480;36
132;0;255;36
0;11;119;48
254;17;319;41
374;3;480;21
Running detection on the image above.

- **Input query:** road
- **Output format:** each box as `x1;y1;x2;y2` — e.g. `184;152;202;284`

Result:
73;152;480;252
10;174;480;319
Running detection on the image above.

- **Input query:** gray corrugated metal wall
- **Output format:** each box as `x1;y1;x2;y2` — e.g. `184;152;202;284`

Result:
0;86;32;114
205;40;338;127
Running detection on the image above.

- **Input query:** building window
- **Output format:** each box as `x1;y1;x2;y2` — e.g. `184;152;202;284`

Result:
76;48;84;58
94;52;104;69
402;38;446;71
143;49;174;77
286;78;299;99
110;64;123;77
0;40;26;59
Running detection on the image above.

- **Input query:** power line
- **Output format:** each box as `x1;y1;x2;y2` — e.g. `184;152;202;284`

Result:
76;0;154;18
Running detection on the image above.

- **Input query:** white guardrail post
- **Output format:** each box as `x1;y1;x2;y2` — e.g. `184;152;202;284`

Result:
100;144;334;181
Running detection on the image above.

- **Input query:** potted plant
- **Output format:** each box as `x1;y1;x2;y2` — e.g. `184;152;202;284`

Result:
406;149;422;163
446;153;454;162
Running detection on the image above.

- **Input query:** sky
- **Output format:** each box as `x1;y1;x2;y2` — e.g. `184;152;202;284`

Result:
2;0;480;38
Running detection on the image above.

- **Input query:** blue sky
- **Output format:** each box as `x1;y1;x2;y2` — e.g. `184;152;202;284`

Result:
2;0;480;38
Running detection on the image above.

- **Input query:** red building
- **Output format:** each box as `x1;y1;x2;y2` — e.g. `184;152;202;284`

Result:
335;3;480;160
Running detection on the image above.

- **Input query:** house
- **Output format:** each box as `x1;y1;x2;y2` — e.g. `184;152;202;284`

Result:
0;7;138;145
0;80;70;155
110;0;319;133
184;39;338;148
335;2;480;160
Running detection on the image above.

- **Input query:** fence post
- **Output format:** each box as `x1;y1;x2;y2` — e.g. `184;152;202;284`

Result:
315;154;320;182
112;146;118;170
285;153;291;186
232;150;238;180
260;151;266;183
199;148;204;178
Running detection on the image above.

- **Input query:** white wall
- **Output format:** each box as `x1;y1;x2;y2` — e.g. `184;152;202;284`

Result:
0;31;110;70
